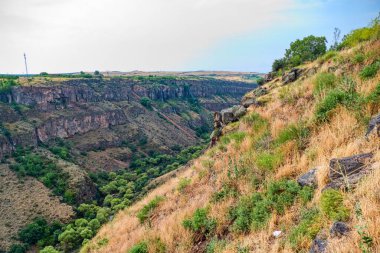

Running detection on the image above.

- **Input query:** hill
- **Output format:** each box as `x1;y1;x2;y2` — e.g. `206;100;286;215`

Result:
83;39;380;252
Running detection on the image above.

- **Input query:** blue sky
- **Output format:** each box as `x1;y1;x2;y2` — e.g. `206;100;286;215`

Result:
0;0;379;74
188;0;380;72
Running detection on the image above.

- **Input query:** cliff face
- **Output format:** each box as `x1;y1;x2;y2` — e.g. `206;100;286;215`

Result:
0;77;256;161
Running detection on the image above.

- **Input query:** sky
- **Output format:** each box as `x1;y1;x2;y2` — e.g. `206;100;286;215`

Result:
0;0;379;74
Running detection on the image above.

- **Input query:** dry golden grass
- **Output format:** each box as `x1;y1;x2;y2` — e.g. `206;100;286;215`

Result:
85;41;380;253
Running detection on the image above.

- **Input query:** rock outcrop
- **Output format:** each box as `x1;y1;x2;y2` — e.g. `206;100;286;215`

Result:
330;222;350;238
282;68;304;84
365;113;380;137
325;153;374;189
297;168;318;187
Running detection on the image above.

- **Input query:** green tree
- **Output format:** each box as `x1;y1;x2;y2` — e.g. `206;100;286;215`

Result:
285;35;327;67
272;58;286;72
40;246;60;253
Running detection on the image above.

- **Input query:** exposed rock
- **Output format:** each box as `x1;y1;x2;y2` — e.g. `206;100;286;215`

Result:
309;238;327;253
241;97;256;108
325;153;373;189
297;168;318;187
365;114;380;138
264;72;276;82
282;68;303;84
213;112;222;128
306;67;318;77
330;222;350;238
220;105;247;125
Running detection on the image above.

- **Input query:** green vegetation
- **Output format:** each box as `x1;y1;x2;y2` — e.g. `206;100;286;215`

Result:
315;77;362;122
272;35;327;72
128;241;148;253
206;238;226;253
230;180;314;233
320;189;350;221
313;73;337;98
339;15;380;49
255;151;283;171
137;196;165;224
140;97;152;109
275;122;309;150
0;79;18;93
183;208;217;238
220;131;246;146
177;177;191;192
360;61;380;79
288;208;323;249
10;148;74;203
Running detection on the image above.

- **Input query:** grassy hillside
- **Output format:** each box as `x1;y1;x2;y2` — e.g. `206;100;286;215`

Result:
83;33;380;252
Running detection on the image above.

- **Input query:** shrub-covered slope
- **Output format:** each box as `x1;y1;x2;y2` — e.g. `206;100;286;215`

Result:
84;39;380;253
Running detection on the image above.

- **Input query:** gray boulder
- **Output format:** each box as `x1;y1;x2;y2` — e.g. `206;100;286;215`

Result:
220;105;247;125
325;153;373;190
309;238;327;253
297;168;318;187
365;114;380;138
241;97;256;108
330;222;350;238
282;68;303;84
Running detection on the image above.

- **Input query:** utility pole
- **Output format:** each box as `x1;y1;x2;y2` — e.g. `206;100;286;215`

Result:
24;53;28;77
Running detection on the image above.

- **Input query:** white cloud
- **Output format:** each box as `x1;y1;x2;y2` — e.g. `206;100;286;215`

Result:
0;0;300;73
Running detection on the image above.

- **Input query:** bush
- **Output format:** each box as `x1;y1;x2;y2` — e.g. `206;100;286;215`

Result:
315;86;361;122
177;178;191;192
320;51;338;63
288;208;322;249
255;151;283;171
313;73;336;98
206;238;226;253
360;61;380;80
19;217;49;245
272;58;286;72
275;123;309;150
352;53;365;64
230;181;314;232
0;79;18;93
8;244;27;253
137;196;164;224
320;189;349;221
128;241;148;253
40;246;60;253
183;208;217;237
140;97;152;109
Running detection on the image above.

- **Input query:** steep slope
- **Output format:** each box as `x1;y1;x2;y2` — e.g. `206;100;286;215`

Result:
84;40;380;253
0;75;257;251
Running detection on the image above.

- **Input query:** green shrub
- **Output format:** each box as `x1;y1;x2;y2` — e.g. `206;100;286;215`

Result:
255;151;283;171
288;208;322;249
40;246;60;253
313;73;336;98
183;208;216;237
275;123;309;149
212;184;238;202
230;181;314;232
8;244;27;253
177;178;191;192
315;88;361;122
267;180;301;214
352;53;365;64
140;97;152;109
320;189;349;221
360;61;380;79
19;217;49;245
206;238;226;253
320;51;338;62
128;241;148;253
137;196;164;224
0;79;18;93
